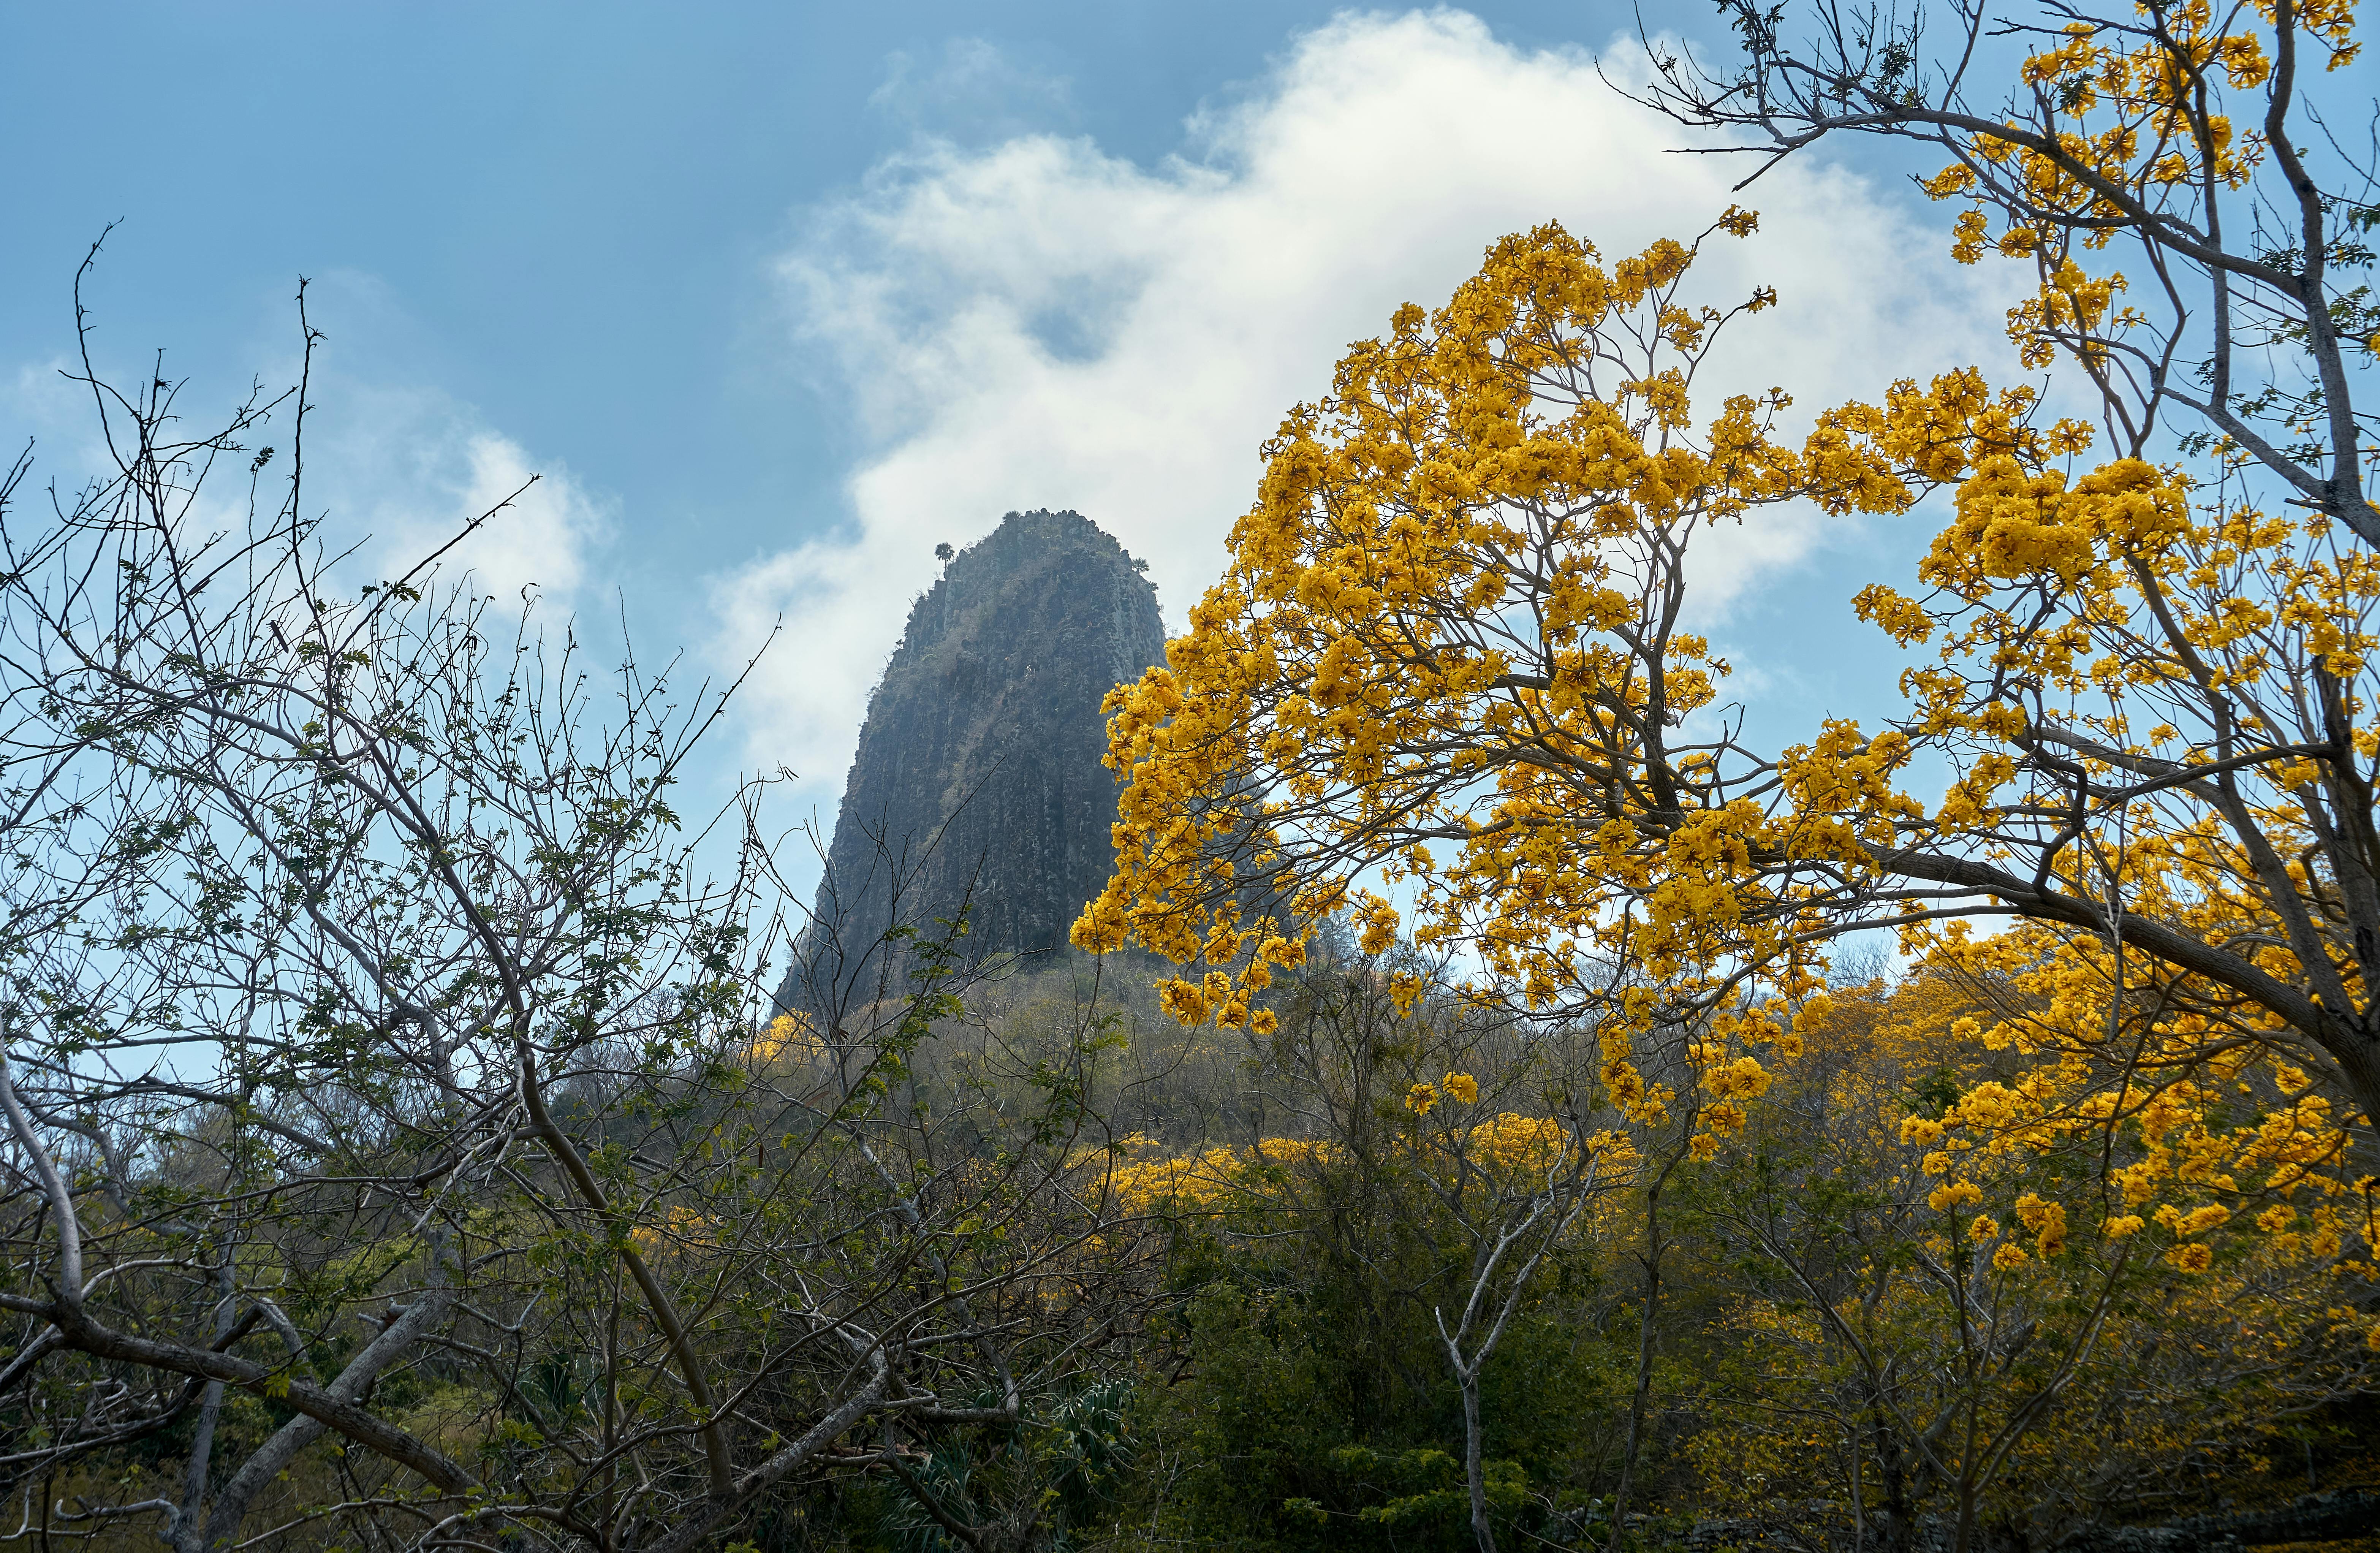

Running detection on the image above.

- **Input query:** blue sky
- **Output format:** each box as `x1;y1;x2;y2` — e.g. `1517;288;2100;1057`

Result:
5;2;1651;607
3;3;2024;888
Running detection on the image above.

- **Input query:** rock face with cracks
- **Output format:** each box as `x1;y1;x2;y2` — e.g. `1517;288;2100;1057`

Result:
787;510;1166;997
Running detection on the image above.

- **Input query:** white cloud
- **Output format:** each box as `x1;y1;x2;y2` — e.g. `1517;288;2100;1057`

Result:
5;321;609;614
316;383;612;608
720;8;2024;800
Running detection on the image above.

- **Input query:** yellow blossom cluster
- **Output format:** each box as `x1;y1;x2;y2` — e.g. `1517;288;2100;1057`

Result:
628;1204;714;1259
1915;0;2358;374
1408;1070;1484;1114
1842;969;2371;1301
1096;1113;1635;1217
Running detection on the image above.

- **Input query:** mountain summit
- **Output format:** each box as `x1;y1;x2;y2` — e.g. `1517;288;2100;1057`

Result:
793;509;1166;985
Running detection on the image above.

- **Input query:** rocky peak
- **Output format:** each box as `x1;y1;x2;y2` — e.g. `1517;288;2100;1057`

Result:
792;510;1166;986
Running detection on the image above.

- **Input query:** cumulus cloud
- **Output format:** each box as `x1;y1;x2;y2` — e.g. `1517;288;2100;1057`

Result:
720;8;2024;799
314;383;612;607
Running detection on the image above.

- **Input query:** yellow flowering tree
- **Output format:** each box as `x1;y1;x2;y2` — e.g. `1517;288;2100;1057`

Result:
1689;972;2375;1553
1061;178;2380;1528
1071;215;1952;1147
1622;0;2380;1135
1081;6;2380;1153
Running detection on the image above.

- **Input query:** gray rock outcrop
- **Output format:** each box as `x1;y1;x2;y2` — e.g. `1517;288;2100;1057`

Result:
786;510;1166;996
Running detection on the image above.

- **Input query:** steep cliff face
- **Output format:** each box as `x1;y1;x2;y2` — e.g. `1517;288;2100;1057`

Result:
801;509;1166;969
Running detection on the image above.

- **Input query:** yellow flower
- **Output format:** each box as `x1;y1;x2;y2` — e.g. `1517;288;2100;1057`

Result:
1442;1072;1480;1105
2015;1193;2068;1257
1929;1179;1984;1213
1406;1082;1440;1117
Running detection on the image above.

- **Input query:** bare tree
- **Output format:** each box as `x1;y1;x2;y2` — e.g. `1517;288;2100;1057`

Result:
0;251;1165;1552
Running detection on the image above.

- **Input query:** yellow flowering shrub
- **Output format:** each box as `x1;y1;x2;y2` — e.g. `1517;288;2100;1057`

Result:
1095;1114;1632;1224
748;1010;824;1067
1097;1136;1336;1214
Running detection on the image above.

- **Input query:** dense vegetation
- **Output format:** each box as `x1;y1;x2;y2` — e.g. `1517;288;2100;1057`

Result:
1;0;2376;1549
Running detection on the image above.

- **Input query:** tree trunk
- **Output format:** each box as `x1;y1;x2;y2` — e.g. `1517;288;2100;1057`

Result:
1846;1428;1866;1553
172;1256;237;1553
1870;1409;1916;1553
2332;1012;2380;1137
1608;1168;1669;1547
1461;1365;1496;1553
